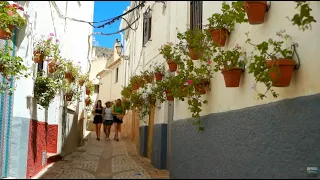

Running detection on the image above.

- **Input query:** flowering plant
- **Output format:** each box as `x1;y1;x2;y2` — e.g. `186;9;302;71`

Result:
212;44;245;72
34;33;60;58
34;71;59;108
64;60;81;78
245;30;294;99
0;1;26;32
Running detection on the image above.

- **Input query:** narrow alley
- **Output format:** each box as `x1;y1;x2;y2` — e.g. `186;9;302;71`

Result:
34;132;169;179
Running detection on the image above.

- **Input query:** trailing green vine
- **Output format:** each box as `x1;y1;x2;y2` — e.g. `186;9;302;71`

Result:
288;1;316;31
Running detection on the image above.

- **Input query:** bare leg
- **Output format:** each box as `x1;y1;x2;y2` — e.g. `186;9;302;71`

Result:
95;124;99;140
97;123;102;140
107;125;111;138
103;125;107;137
114;123;118;140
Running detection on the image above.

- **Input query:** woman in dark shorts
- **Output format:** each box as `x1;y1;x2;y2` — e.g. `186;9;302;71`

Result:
103;101;113;141
93;100;103;141
112;99;124;141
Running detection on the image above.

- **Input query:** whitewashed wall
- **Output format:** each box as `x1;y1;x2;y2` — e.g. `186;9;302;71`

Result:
12;1;94;124
124;1;320;122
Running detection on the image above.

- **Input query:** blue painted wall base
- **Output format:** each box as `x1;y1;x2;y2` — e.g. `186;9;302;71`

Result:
151;124;167;169
139;126;148;157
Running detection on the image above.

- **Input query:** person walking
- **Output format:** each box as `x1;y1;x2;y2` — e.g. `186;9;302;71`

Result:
93;100;103;141
112;99;124;141
103;101;113;141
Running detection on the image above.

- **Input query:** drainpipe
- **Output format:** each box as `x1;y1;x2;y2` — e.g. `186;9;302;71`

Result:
120;32;127;87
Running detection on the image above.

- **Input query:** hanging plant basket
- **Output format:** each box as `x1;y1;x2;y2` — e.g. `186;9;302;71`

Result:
85;98;91;106
144;75;154;84
195;80;210;95
85;88;91;95
33;51;45;63
48;62;57;73
132;84;140;91
154;72;163;82
78;79;85;86
164;90;174;101
188;47;201;60
65;93;73;101
221;68;243;87
210;29;228;47
64;72;75;83
167;60;178;72
0;26;14;40
266;59;296;87
244;1;268;25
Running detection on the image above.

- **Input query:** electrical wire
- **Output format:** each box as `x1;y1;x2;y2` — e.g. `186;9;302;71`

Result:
93;16;140;36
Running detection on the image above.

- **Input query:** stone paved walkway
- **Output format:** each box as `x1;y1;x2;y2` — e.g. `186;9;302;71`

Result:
37;132;169;179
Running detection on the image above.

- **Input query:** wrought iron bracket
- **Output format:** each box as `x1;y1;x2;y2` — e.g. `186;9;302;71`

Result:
266;1;271;12
291;43;300;70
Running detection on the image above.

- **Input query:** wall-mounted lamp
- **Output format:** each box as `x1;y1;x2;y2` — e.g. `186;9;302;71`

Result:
115;41;130;61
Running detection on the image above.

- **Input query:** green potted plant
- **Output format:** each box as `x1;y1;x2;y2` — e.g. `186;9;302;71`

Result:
244;1;268;24
153;64;165;82
245;30;295;100
121;84;133;99
64;83;81;102
206;1;247;47
34;71;59;108
288;1;316;31
0;2;26;40
130;75;145;90
0;46;29;78
212;45;246;87
159;42;182;72
176;28;208;60
141;70;154;84
78;73;89;86
33;33;59;63
63;60;80;83
85;97;92;106
85;80;94;95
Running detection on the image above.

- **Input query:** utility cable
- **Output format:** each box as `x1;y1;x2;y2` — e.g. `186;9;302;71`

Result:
93;16;140;36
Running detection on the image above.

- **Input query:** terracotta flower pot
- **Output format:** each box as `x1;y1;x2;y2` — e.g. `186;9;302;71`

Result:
154;72;163;82
65;93;73;101
144;75;154;83
48;62;57;73
266;59;296;87
86;88;91;95
64;72;75;83
78;79;85;86
85;98;91;106
244;1;268;25
0;26;14;40
167;60;178;72
132;84;140;91
210;29;228;47
164;90;174;101
221;68;243;87
33;51;45;63
188;47;201;60
195;85;207;95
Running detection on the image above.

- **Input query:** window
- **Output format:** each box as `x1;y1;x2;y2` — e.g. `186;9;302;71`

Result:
115;67;119;83
142;8;152;46
94;84;99;94
190;1;203;30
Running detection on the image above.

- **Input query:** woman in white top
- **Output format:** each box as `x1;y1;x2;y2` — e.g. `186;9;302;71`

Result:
103;101;113;141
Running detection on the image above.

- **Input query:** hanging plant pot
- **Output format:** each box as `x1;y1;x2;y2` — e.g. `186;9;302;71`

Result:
154;72;163;82
144;75;154;84
221;68;243;87
64;72;75;83
195;80;210;95
33;51;45;63
85;98;91;106
85;88;91;95
210;29;228;47
78;79;85;86
244;1;268;25
48;62;57;73
188;47;201;60
164;90;174;101
132;84;140;91
0;26;14;40
65;93;73;101
167;60;178;72
266;59;296;87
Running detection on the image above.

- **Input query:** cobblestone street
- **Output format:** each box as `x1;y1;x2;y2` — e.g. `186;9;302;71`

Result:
36;132;169;179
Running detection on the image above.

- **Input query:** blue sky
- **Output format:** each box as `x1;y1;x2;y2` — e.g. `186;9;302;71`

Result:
93;1;130;49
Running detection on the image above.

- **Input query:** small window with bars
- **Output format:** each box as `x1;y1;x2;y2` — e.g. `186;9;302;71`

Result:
190;1;203;30
142;7;152;46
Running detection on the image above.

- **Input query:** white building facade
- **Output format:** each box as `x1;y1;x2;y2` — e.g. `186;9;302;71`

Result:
122;1;320;179
0;1;94;178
